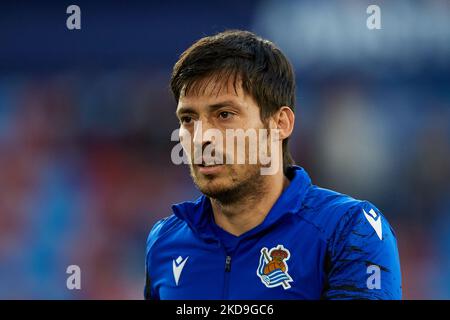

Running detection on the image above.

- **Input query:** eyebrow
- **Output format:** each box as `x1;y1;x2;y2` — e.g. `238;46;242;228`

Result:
175;106;196;117
176;100;241;117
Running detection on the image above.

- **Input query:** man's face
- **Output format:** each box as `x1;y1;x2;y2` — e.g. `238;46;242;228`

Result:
176;77;269;203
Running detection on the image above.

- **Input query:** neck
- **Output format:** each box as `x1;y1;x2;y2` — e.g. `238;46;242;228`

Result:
210;170;290;236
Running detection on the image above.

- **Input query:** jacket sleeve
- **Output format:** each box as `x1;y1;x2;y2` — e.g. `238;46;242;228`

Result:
144;219;166;300
322;201;402;300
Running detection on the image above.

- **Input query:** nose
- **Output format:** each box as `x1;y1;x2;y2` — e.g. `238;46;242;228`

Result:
193;118;215;144
192;120;202;145
193;119;219;153
192;119;216;164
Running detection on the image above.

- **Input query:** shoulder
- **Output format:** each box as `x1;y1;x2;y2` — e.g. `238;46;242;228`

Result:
145;214;186;256
299;185;397;244
300;186;401;299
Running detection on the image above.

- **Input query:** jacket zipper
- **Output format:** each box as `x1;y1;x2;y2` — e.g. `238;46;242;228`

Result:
223;255;232;299
225;255;232;272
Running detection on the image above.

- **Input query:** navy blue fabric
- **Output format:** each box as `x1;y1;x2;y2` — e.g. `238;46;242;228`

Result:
145;166;402;300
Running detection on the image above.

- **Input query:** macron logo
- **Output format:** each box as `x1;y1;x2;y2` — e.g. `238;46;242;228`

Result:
172;256;189;286
363;208;383;240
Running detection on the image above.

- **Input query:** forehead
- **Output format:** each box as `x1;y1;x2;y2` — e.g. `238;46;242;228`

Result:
177;75;252;110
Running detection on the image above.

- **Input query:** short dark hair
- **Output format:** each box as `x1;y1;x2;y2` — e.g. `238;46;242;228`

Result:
170;30;296;172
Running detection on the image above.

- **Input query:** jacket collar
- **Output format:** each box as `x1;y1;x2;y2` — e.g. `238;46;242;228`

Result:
171;166;312;242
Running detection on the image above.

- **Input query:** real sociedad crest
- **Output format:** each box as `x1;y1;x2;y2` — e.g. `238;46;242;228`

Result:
257;245;293;289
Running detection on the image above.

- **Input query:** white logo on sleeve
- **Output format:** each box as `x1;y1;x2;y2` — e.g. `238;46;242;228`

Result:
363;208;383;240
172;256;189;286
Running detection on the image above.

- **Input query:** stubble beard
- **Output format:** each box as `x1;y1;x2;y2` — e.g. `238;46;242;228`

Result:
189;164;266;205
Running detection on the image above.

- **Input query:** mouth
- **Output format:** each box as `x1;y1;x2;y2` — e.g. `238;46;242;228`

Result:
196;162;224;175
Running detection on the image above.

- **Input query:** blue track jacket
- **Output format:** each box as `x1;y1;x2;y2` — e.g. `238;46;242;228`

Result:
145;166;401;299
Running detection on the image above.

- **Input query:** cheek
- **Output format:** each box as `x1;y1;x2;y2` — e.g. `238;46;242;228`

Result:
179;127;193;153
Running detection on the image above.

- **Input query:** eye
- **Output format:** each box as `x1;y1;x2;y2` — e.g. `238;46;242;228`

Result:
180;115;193;124
219;111;233;120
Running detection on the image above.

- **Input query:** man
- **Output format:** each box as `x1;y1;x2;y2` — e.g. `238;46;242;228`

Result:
144;30;401;299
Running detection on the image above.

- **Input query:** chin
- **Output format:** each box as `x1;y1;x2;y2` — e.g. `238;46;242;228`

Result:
190;164;263;202
195;177;233;196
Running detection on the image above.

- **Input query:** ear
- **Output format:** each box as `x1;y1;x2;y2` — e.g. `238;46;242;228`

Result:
273;106;295;140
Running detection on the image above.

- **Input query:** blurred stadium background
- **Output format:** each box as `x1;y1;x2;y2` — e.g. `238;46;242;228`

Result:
0;0;449;299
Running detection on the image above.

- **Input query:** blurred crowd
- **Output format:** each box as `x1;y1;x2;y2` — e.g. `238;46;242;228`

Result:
0;0;449;299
